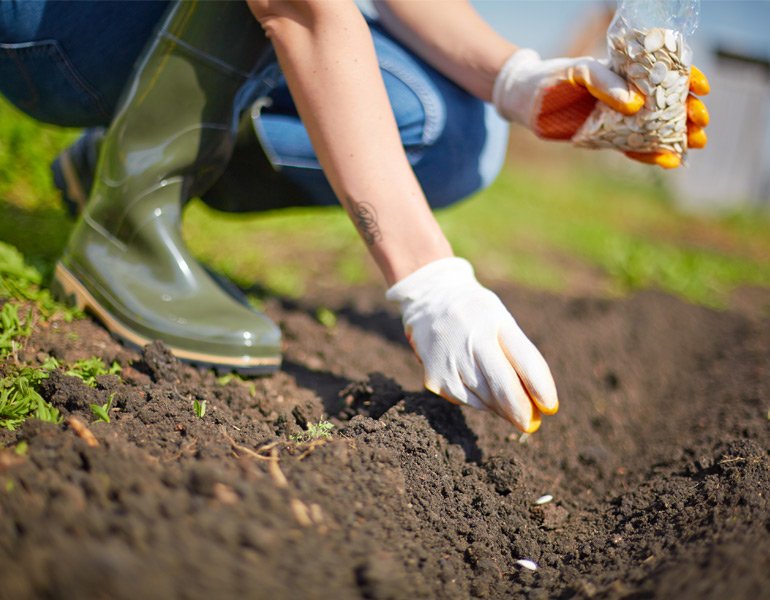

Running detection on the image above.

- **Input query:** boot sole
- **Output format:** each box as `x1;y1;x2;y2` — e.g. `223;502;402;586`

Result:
53;262;281;375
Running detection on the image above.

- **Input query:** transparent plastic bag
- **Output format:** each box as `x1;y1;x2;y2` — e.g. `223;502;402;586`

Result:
573;0;700;161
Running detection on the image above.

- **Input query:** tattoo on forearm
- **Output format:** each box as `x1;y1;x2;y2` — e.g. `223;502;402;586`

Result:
349;198;382;246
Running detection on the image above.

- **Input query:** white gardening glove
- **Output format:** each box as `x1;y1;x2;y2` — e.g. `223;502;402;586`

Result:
386;257;558;432
492;48;644;141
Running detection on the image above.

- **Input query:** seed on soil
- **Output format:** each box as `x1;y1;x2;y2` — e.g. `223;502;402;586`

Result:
534;494;554;505
291;498;314;527
66;416;99;448
515;559;539;571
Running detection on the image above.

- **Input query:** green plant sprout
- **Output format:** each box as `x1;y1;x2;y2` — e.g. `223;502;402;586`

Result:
290;420;334;443
65;358;121;387
0;302;32;357
315;307;337;329
193;399;206;419
0;368;62;430
90;393;115;424
216;372;257;397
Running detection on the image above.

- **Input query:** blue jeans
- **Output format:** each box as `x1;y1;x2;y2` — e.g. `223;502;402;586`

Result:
0;1;508;209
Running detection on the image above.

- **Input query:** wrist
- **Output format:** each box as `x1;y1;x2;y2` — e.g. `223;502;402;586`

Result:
492;47;542;126
371;222;454;287
386;256;476;303
377;245;454;288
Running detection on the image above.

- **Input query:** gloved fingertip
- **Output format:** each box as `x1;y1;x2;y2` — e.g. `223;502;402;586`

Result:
689;66;710;95
536;397;559;416
687;95;710;127
624;88;645;115
687;123;707;149
654;152;682;169
585;83;642;116
522;406;542;433
625;151;681;169
522;376;559;415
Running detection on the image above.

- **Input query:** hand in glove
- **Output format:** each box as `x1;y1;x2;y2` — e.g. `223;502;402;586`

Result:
386;257;558;432
492;49;710;168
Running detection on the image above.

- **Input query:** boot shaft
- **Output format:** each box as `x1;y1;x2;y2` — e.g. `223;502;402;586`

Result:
83;0;272;240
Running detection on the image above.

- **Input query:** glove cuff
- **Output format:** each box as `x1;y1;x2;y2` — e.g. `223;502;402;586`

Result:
492;48;542;126
386;257;475;304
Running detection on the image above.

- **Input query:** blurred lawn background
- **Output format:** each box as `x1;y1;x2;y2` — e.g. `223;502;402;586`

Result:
1;95;769;312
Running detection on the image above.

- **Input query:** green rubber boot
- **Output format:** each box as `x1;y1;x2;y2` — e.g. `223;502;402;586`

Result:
52;108;307;216
53;0;281;374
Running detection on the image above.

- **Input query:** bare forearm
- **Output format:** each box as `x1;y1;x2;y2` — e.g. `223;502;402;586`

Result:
373;0;517;101
248;0;452;285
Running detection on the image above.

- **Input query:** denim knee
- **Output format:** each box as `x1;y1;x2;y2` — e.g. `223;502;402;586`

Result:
0;0;169;126
253;19;509;209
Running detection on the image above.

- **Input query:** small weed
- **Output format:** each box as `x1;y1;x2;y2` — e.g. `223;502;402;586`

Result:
14;440;28;456
0;242;80;321
90;393;114;424
34;399;62;425
0;301;32;357
193;399;206;419
65;358;121;387
290;420;334;443
216;374;236;386
216;373;257;397
0;366;61;430
0;358;63;430
40;356;60;370
315;307;337;329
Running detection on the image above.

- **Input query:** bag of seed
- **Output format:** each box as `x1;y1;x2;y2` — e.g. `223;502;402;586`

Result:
573;0;700;162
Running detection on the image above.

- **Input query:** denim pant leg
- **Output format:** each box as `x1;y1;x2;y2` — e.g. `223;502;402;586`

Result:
0;0;169;126
254;21;509;210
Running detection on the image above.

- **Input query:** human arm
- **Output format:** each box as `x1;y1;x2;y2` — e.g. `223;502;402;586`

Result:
248;0;451;286
373;0;517;101
374;0;709;168
246;0;557;431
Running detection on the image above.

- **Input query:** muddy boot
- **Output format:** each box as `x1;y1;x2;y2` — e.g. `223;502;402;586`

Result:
53;0;281;374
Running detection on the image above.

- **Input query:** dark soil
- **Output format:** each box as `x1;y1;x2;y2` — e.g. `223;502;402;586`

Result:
1;283;768;600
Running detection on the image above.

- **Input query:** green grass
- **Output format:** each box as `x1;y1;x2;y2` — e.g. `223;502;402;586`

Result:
437;166;770;306
185;164;770;308
0;97;78;273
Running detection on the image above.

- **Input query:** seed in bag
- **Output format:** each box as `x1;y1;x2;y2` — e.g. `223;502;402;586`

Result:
573;23;691;161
